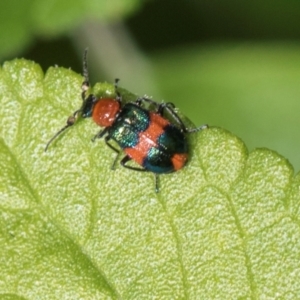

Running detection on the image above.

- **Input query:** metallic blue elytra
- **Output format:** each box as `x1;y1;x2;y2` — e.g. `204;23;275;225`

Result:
108;103;149;148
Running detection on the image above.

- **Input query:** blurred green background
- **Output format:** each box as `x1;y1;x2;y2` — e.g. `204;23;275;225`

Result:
1;0;300;170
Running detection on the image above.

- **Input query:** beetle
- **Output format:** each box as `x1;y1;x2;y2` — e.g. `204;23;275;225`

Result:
45;49;208;192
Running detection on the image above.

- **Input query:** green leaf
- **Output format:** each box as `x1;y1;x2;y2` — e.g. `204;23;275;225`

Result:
1;59;300;298
0;0;143;58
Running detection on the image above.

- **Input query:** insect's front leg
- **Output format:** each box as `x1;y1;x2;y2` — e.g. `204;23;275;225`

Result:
91;127;109;142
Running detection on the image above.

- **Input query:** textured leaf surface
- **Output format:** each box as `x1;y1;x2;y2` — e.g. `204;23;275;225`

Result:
0;59;300;299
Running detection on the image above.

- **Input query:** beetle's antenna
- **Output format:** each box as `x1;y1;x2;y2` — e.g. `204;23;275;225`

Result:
45;48;90;152
44;110;79;152
82;48;89;100
45;125;69;152
114;78;122;103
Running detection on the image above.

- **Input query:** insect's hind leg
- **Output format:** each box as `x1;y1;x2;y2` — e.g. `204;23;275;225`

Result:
120;155;147;172
157;102;208;133
154;174;159;193
120;155;160;193
135;97;161;109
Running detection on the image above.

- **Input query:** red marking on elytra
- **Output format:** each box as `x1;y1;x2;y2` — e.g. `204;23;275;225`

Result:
92;99;120;127
171;153;188;170
125;113;170;165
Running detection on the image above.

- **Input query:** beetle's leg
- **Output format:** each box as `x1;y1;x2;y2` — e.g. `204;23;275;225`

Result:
135;96;160;109
91;127;109;142
185;123;208;133
120;155;147;171
156;102;175;116
103;135;122;170
104;136;120;154
158;102;208;133
121;155;160;193
154;174;159;193
97;135;120;170
92;130;121;169
135;98;207;133
91;129;123;170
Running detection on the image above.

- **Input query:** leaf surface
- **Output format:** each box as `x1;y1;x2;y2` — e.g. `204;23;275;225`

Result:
0;59;300;299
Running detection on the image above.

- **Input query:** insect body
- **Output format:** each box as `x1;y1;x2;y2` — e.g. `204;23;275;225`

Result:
99;101;189;173
45;49;208;192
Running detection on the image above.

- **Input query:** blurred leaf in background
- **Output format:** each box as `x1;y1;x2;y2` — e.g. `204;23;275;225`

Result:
0;0;142;58
2;0;300;171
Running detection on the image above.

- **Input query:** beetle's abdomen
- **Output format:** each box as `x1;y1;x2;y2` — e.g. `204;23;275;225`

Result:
141;123;188;173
